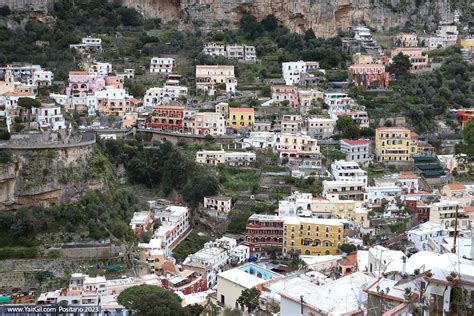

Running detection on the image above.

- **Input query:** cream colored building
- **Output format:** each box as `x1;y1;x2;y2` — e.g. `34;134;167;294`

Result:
276;133;320;161
195;65;237;95
194;112;226;136
298;89;323;115
394;33;418;47
307;117;334;140
281;115;303;133
429;200;470;231
196;150;256;166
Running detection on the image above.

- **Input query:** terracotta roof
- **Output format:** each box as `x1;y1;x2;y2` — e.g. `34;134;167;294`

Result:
341;138;369;145
464;206;474;213
410;132;418;137
376;127;410;131
339;253;357;267
446;183;466;190
69;71;88;75
399;171;417;179
229;107;254;112
196;65;234;69
2;92;33;97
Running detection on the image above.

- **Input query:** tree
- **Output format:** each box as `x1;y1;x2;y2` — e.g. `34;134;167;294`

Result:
17;97;41;129
339;243;357;254
237;287;260;312
239;15;262;38
117;285;190;316
387;52;412;79
457;119;474;158
260;14;278;31
335;115;360;139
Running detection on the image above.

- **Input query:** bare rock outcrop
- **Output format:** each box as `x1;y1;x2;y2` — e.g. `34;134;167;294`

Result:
0;145;107;211
124;0;460;37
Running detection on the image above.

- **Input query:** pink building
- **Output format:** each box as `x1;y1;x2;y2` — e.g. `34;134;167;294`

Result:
271;85;299;108
105;76;124;89
391;48;429;71
66;71;106;96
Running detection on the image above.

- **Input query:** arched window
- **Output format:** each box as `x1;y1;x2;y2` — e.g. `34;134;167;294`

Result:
305;250;311;255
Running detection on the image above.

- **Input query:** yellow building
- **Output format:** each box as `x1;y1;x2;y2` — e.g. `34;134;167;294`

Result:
352;53;374;64
228;107;254;129
312;197;362;219
283;218;343;256
460;38;474;48
375;127;418;163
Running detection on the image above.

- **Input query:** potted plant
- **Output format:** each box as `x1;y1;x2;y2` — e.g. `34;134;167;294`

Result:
446;271;458;282
404;287;412;300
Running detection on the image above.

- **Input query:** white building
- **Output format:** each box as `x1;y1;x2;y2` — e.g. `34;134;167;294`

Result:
87;62;112;77
436;24;459;47
217;264;280;311
396;171;419;193
182;239;232;288
406;222;448;252
282;61;319;85
196;150;256;167
353;26;373;41
324;92;355;120
31;69;53;86
366;184;402;206
231;245;250;264
279;272;376;316
422;36;446;49
203;42;226;57
340;138;370;165
323;180;367;201
204;196;232;214
331;160;368;184
143;86;188;106
139;203;190;257
33;104;66;131
278;191;315;217
150;57;176;73
367;245;405;277
70;36;103;52
202;43;257;63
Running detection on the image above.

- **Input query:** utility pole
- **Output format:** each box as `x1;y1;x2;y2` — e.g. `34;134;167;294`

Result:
452;204;459;254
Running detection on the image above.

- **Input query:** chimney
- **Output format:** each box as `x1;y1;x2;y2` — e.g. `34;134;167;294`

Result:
402;256;407;275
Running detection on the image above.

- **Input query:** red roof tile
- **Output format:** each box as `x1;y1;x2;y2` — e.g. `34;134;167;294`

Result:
341;138;369;145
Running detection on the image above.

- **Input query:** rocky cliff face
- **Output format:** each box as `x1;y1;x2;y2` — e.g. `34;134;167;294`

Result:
124;0;458;37
0;146;107;211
